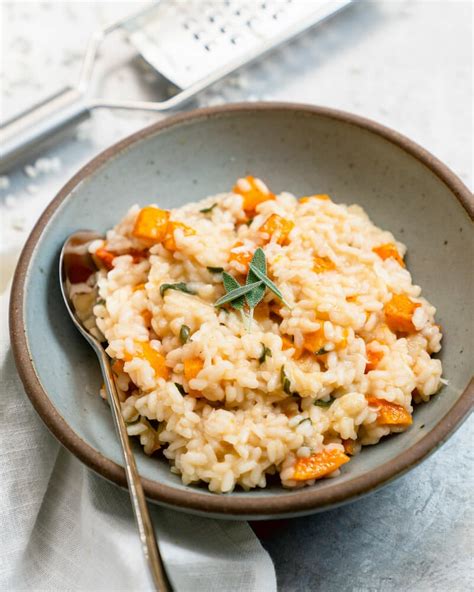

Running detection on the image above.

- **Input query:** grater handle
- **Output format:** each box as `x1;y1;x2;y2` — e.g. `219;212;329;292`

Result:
0;86;91;172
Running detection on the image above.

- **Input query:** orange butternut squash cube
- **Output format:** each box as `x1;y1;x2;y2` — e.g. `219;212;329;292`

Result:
313;255;335;273
184;357;204;381
95;247;115;270
303;328;326;355
259;214;294;245
228;242;254;272
303;327;348;355
163;221;196;251
281;335;303;358
337;329;349;350
141;309;153;327
367;396;413;427
365;348;383;373
293;448;350;481
233;176;275;212
384;294;420;333
124;340;169;379
112;358;124;375
132;206;170;243
373;243;405;267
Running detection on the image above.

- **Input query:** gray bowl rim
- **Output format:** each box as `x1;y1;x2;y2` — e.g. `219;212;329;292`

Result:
9;102;474;518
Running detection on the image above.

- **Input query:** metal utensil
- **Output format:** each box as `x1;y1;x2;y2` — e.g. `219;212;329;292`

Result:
59;230;172;592
0;0;353;171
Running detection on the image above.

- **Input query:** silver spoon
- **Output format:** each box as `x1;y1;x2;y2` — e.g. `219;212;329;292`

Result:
59;230;172;592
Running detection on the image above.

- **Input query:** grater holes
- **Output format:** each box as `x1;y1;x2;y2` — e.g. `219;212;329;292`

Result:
182;18;197;31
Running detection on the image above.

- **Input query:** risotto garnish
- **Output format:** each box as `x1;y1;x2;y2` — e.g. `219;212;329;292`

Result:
88;176;443;493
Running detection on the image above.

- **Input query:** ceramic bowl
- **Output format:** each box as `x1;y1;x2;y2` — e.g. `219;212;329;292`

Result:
10;103;473;519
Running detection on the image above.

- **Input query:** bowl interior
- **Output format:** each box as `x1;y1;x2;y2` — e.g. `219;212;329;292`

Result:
18;106;473;518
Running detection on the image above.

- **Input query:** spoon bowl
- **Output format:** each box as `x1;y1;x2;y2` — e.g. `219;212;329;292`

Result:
59;230;103;345
59;230;172;592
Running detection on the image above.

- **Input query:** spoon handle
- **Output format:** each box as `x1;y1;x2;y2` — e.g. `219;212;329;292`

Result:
98;349;172;592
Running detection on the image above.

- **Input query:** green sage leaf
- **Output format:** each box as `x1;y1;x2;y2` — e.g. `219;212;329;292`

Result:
281;365;292;395
245;248;266;309
222;271;240;292
313;399;334;408
248;262;292;308
214;280;263;308
174;382;187;396
250;247;266;274
199;203;217;214
221;272;245;310
258;344;272;364
179;324;191;344
160;282;196;297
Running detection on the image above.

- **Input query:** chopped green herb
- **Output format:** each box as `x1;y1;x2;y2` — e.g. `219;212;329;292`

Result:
174;383;187;396
207;266;224;274
245;218;254;226
222;271;240;291
245;250;266;310
281;365;292;395
179;324;191;344
213;248;289;329
313;399;334;408
298;418;312;426
221;272;245;311
200;203;217;213
315;347;327;356
214;279;263;308
249;248;292;308
259;343;272;364
160;282;196;297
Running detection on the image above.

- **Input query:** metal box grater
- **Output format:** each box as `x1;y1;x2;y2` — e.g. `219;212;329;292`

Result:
124;0;354;92
0;0;354;171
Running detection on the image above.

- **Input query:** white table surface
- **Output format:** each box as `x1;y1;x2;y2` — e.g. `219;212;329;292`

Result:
1;1;472;591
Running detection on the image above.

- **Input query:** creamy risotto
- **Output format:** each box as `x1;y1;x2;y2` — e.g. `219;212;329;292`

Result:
89;176;443;493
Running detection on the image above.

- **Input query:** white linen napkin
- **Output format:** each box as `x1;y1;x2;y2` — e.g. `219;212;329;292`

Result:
0;285;276;592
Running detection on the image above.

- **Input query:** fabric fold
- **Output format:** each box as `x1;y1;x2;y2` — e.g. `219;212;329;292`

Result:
1;290;276;592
